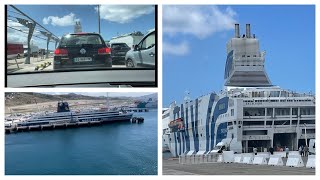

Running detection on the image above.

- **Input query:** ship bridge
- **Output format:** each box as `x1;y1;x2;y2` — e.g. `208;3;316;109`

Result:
224;24;272;87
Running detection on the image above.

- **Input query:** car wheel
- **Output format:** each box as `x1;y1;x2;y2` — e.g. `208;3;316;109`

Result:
126;59;135;68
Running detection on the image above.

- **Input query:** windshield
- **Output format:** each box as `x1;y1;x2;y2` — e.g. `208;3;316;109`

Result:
111;43;129;49
60;34;104;47
6;5;157;76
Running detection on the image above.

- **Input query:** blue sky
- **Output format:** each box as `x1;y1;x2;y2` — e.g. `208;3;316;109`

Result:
7;5;155;50
163;5;315;106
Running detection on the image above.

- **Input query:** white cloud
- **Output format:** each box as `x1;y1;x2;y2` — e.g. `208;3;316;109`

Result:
43;13;80;26
7;20;37;44
7;20;51;49
163;6;237;39
163;41;189;56
97;5;154;24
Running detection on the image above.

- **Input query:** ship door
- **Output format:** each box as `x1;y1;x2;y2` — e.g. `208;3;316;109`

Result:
273;133;297;150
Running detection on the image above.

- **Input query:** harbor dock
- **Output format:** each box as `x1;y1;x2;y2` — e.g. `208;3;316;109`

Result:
5;119;130;134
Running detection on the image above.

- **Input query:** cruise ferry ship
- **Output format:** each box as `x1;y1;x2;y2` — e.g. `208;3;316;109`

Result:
162;24;315;157
5;101;133;129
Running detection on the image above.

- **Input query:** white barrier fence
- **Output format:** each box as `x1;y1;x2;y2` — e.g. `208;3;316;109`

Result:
217;154;223;163
179;151;311;169
306;155;315;168
253;155;268;165
273;152;286;158
223;151;234;163
242;154;254;164
234;154;243;163
268;155;284;166
286;155;304;167
194;151;206;164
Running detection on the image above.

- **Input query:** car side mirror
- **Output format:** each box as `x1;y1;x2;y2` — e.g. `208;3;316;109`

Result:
134;45;140;51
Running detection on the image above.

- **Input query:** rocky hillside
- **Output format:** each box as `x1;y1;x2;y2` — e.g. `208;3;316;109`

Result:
5;92;158;107
5;93;123;106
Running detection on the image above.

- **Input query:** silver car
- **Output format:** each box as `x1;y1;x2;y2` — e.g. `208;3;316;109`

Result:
125;29;155;68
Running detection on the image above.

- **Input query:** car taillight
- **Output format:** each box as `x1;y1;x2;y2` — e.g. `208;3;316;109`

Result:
98;47;111;55
54;48;68;56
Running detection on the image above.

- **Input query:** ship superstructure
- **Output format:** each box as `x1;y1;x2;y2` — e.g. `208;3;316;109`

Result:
5;101;133;131
162;24;315;157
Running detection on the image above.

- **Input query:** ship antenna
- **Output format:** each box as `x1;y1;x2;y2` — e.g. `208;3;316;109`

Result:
184;90;191;102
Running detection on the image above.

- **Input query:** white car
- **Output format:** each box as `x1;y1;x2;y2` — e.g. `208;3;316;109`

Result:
125;29;155;68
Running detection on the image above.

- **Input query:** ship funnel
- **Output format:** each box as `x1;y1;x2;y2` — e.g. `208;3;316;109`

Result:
246;24;251;38
235;24;240;38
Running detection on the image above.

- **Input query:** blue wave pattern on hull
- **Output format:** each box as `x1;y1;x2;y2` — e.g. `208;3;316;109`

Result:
211;97;229;150
169;96;229;157
206;93;215;152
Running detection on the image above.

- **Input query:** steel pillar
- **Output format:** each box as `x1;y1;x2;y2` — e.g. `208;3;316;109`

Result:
26;22;36;64
46;34;52;59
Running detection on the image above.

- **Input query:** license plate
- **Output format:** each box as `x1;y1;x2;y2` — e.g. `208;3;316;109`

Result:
74;57;92;62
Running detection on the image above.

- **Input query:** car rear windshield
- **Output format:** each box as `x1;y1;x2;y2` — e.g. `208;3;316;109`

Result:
111;43;129;48
59;34;104;47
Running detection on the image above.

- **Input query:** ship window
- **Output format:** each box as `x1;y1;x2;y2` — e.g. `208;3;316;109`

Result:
274;121;289;125
270;91;280;97
234;121;236;125
243;130;267;135
292;108;298;115
292;120;297;125
266;121;272;125
169;138;171;141
243;108;265;116
242;55;245;57
231;109;234;116
243;121;264;126
299;120;315;125
280;91;289;97
302;129;315;134
200;134;202;137
267;108;273;116
275;108;290;116
300;107;315;115
227;122;233;126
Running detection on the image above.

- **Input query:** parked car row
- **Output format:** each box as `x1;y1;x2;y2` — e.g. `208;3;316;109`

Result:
110;43;131;64
53;29;156;70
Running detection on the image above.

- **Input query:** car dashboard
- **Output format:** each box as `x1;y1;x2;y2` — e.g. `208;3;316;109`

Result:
6;69;156;88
